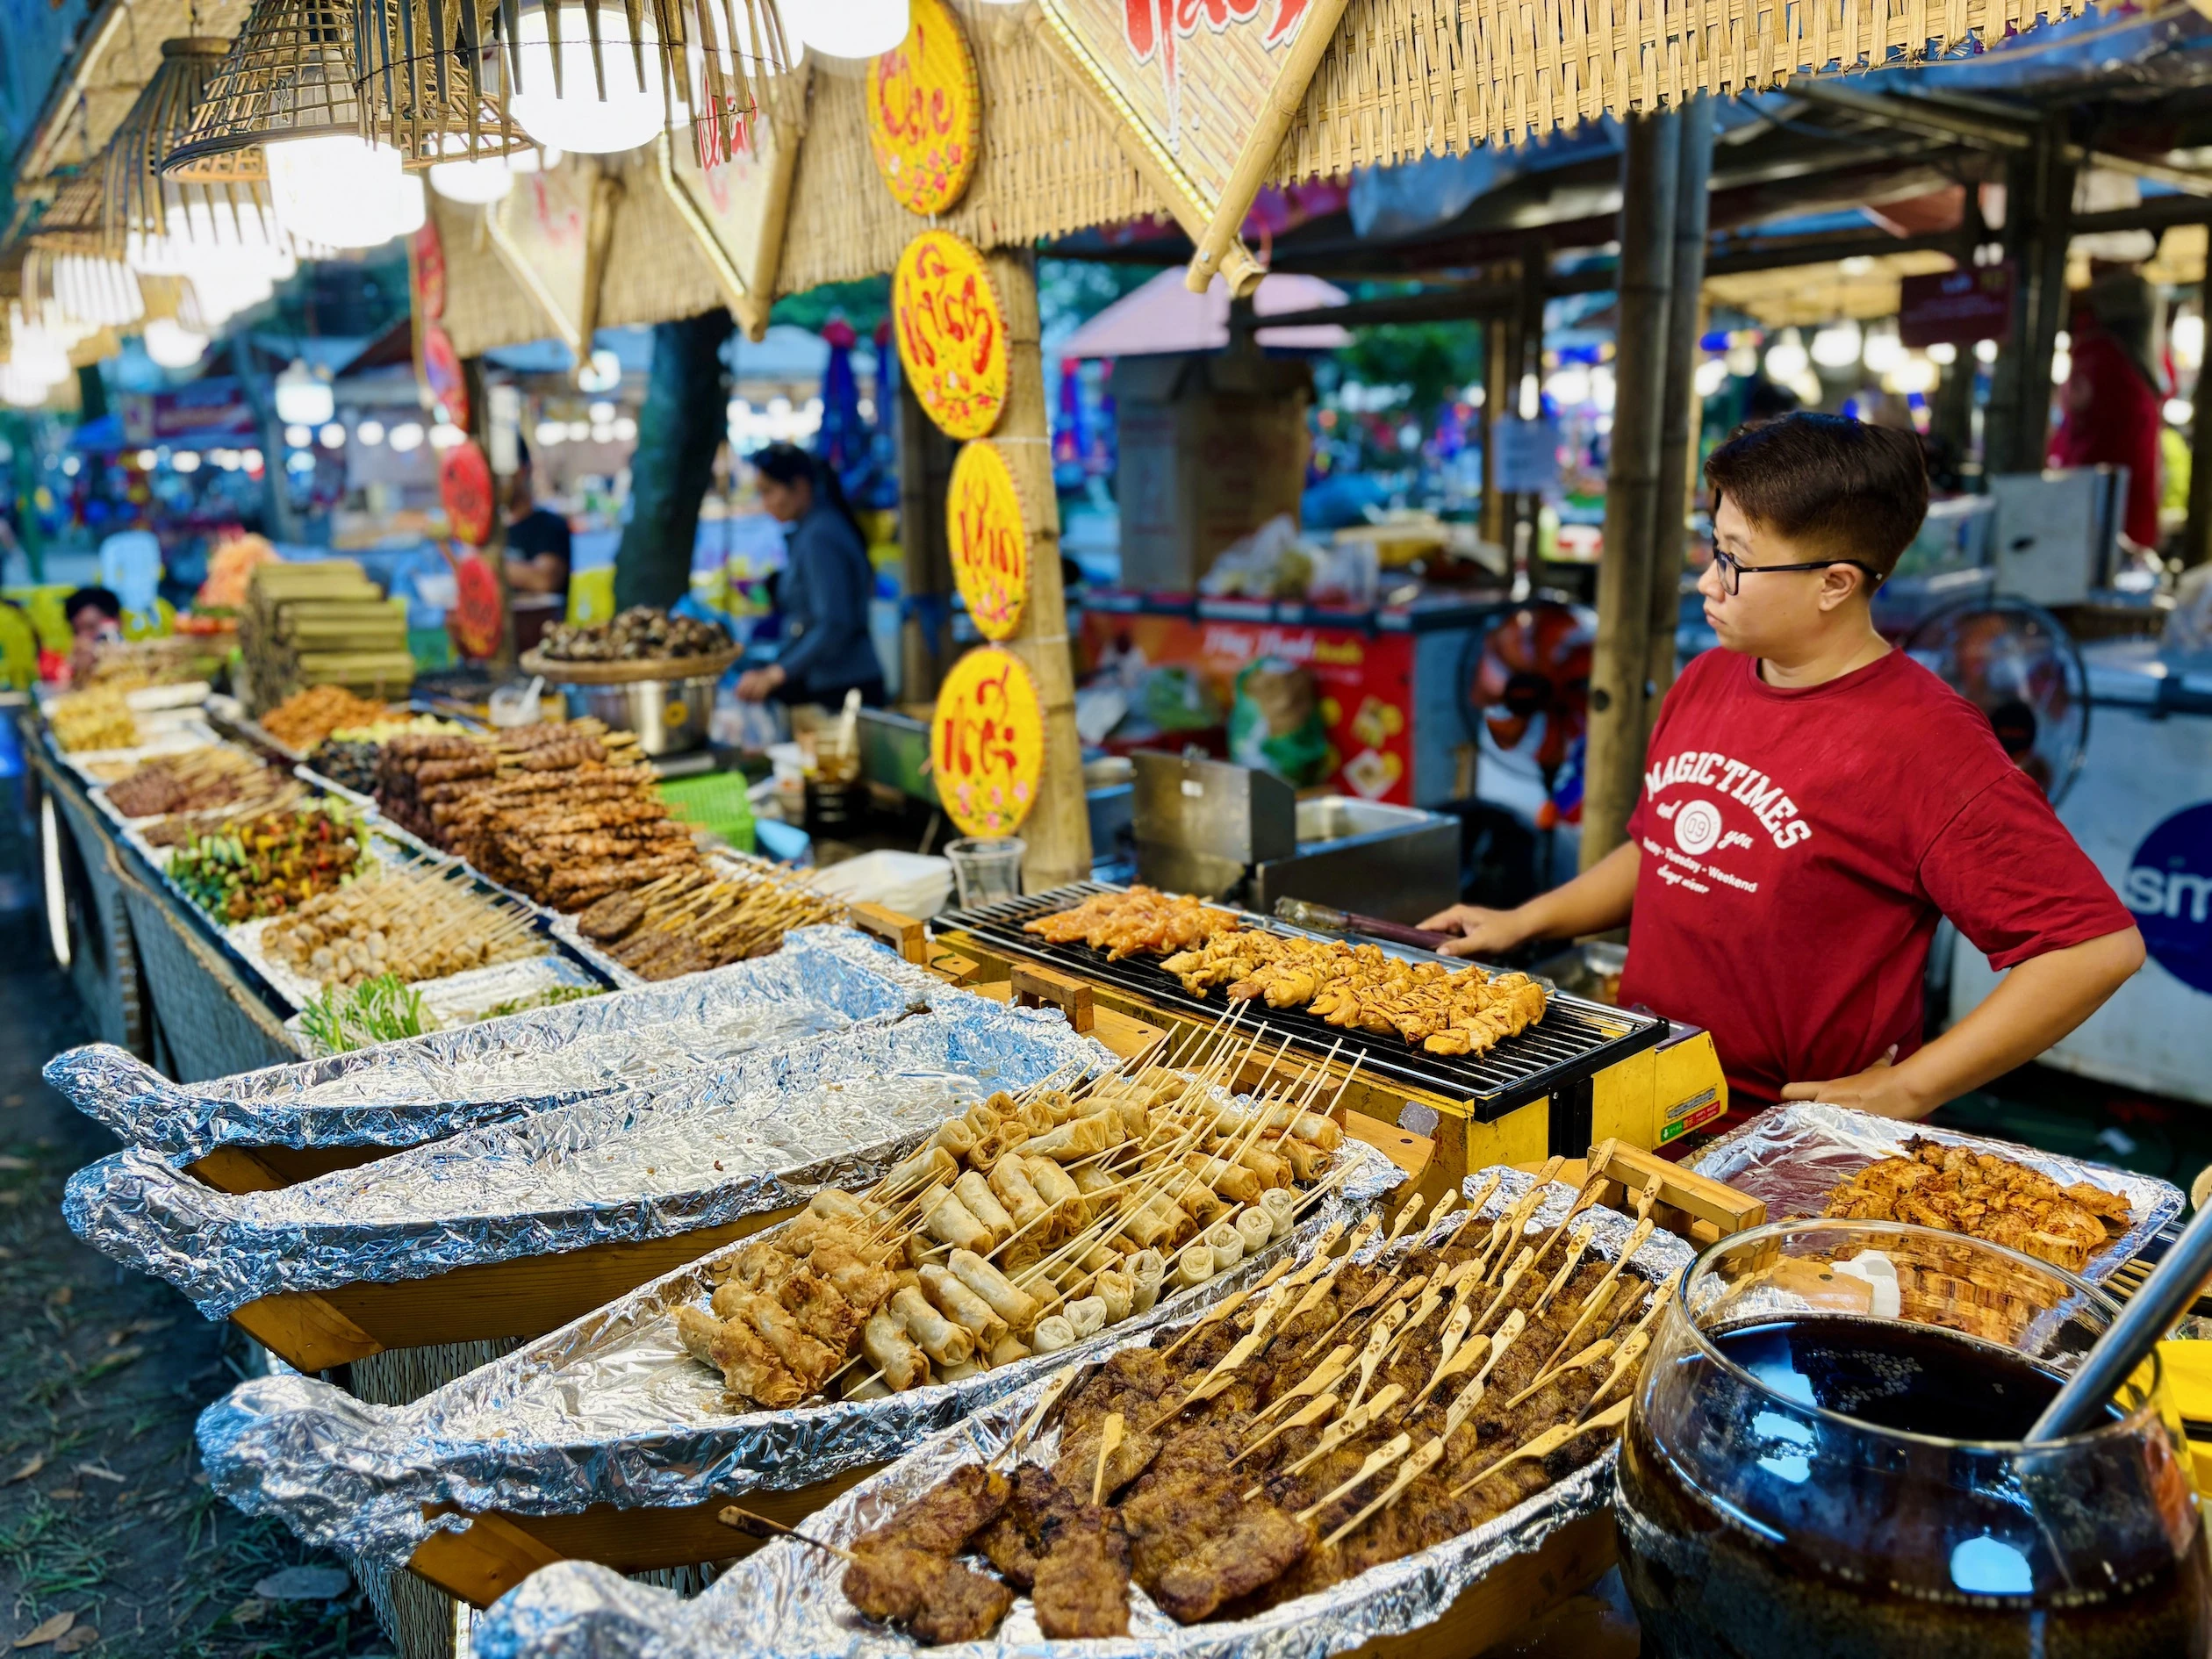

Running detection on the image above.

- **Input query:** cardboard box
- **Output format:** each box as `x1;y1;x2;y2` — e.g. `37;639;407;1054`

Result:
1111;351;1312;593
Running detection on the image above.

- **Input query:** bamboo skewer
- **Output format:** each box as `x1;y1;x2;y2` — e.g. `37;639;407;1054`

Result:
1232;1389;1344;1469
1323;1433;1448;1548
1250;1382;1407;1498
715;1505;858;1563
1092;1413;1124;1506
1540;1218;1655;1369
1443;1399;1631;1503
1500;1338;1619;1411
1293;1432;1413;1526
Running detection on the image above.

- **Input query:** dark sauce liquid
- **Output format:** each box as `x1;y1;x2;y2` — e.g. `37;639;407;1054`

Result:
1618;1316;2212;1659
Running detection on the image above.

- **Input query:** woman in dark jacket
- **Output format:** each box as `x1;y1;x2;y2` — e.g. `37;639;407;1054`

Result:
736;444;886;707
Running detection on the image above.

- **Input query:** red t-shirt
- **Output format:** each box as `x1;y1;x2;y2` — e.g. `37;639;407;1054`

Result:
1617;647;2131;1118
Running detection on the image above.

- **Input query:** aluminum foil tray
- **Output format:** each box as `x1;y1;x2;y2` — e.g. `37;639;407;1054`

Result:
1690;1102;2182;1283
46;926;950;1162
65;997;1117;1318
194;1141;1404;1572
464;1166;1693;1659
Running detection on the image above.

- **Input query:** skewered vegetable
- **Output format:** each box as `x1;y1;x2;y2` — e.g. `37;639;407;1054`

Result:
170;805;363;923
298;973;430;1052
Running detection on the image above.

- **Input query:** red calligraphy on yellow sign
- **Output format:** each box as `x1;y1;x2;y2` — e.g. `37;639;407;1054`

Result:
946;439;1029;641
894;231;1008;441
931;646;1045;837
866;0;979;217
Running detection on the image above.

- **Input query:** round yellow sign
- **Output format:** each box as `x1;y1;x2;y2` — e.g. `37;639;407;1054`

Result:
865;0;979;218
946;440;1030;641
931;645;1045;837
894;231;1008;441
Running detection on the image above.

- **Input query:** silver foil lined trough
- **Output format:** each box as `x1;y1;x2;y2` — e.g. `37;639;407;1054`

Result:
66;996;1116;1318
1691;1101;2181;1282
193;1142;1403;1572
463;1167;1693;1659
45;926;948;1162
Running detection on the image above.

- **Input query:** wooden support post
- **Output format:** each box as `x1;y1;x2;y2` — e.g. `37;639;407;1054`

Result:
462;354;515;672
896;376;958;703
1512;239;1549;576
1986;124;2075;476
1583;110;1681;870
1647;96;1713;712
1479;316;1506;550
2189;337;2212;569
985;248;1094;893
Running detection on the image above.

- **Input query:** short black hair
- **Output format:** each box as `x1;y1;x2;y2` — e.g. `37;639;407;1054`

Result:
1704;412;1928;578
64;585;123;625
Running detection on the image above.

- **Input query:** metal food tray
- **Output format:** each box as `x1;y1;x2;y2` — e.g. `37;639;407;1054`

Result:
937;882;1666;1119
464;1166;1695;1659
194;1140;1404;1573
1689;1102;2184;1284
47;925;944;1164
118;808;615;1023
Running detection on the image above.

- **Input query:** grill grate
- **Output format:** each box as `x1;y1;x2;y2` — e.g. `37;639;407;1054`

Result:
937;882;1666;1120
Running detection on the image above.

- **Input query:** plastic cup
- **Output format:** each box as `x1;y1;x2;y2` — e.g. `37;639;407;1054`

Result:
944;837;1026;909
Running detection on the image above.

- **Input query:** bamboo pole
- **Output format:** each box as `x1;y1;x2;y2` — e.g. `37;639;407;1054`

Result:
986;248;1093;892
1582;109;1682;868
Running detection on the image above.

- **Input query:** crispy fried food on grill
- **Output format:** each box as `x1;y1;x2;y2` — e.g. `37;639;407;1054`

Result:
855;1464;1010;1557
1029;890;1552;1052
841;1544;1015;1644
1023;886;1242;959
1823;1135;2133;1271
672;1304;805;1409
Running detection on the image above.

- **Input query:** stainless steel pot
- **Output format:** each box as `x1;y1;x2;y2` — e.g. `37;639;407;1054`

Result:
564;674;716;756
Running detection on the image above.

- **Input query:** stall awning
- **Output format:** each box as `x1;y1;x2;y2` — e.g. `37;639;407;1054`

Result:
1056;270;1352;360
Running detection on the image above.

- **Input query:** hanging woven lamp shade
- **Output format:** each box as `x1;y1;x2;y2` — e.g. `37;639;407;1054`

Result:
492;0;791;163
162;0;521;174
97;38;303;276
354;0;523;163
162;0;368;175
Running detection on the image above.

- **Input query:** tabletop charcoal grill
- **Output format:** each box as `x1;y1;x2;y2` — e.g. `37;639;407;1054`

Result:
935;881;1673;1123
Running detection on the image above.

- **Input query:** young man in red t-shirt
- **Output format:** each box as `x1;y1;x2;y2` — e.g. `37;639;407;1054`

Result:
1424;413;2144;1129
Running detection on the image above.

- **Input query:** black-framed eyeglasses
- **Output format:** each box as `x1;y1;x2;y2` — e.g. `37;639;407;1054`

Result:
1711;548;1884;597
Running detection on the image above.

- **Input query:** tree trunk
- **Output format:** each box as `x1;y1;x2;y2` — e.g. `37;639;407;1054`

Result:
614;308;736;612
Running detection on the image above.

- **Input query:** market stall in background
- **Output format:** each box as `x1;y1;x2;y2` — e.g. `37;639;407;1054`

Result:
3;0;2212;1655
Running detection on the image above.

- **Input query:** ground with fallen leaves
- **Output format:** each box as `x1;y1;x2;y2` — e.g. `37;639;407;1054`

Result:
0;802;391;1659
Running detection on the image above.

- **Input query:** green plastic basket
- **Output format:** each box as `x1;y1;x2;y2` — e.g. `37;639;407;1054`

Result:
658;768;758;853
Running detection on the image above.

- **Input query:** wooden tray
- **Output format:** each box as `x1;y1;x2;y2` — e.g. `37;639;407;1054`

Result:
519;645;743;686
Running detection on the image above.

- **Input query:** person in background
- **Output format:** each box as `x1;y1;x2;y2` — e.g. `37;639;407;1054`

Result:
502;446;572;656
736;443;885;707
2050;268;2164;553
64;585;123;682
